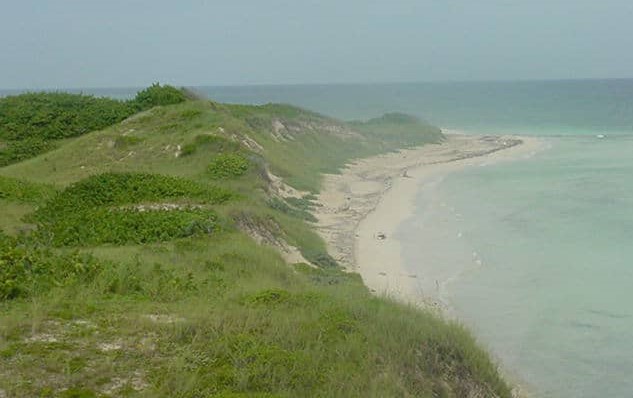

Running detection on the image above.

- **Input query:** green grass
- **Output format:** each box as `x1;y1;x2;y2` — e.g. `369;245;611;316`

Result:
0;233;103;301
0;96;511;397
0;201;37;236
0;234;510;397
0;83;186;167
34;207;220;247
32;172;231;214
0;175;55;203
0;176;56;235
25;172;231;246
208;153;250;179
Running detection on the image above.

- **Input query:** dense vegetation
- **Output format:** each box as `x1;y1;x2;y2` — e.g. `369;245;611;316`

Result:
0;233;103;301
0;83;186;166
29;172;228;246
0;175;54;203
0;89;511;397
32;172;231;215
208;153;250;179
132;83;187;110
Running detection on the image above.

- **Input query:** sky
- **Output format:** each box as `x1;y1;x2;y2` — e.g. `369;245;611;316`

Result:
1;0;633;89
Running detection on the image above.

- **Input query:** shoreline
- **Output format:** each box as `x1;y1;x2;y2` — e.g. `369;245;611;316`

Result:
314;131;543;396
316;132;542;300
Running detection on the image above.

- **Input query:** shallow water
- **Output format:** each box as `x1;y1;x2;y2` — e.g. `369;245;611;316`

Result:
399;135;633;397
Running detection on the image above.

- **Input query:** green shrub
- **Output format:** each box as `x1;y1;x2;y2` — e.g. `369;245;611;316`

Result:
246;288;291;306
0;236;103;301
0;175;54;203
0;138;55;166
0;92;134;141
133;83;187;110
208;153;250;179
29;172;229;246
33;172;231;221
35;207;218;246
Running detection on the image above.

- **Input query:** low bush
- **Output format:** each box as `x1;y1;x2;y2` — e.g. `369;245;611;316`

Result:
0;138;55;166
208;153;250;179
29;172;228;247
35;207;218;246
245;288;292;306
0;175;55;203
0;235;103;301
0;92;134;142
33;172;231;222
132;83;187;110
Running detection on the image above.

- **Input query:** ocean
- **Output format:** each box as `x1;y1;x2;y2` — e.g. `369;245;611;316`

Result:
4;79;633;396
398;135;633;397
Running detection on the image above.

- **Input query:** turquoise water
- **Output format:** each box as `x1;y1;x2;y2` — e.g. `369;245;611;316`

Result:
399;136;633;397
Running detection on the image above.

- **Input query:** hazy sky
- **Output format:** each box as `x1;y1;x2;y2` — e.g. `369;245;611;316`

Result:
2;0;633;89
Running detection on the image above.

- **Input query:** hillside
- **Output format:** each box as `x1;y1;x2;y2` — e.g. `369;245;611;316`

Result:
0;84;187;167
0;89;510;397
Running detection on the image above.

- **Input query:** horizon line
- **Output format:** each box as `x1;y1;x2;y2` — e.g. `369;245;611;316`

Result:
2;76;633;92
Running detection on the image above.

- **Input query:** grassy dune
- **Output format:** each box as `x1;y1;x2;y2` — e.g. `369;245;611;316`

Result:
0;88;510;397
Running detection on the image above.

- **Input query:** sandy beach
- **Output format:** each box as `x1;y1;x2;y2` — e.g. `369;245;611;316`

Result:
315;132;542;309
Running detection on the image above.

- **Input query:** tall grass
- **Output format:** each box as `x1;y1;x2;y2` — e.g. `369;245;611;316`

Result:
0;234;510;396
0;98;511;397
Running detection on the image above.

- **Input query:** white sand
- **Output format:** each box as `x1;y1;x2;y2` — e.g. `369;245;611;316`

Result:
315;132;542;308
